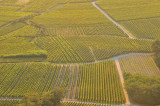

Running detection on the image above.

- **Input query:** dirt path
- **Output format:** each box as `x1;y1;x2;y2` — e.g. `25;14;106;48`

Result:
92;1;134;39
89;46;97;61
115;59;130;105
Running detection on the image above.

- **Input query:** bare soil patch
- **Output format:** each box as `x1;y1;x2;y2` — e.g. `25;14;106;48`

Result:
17;0;30;4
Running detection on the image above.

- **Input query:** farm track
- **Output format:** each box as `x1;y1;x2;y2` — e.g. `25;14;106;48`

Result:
92;1;134;39
115;60;130;105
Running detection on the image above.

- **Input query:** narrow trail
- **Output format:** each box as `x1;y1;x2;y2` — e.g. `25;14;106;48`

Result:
89;46;97;61
115;60;130;105
92;1;134;39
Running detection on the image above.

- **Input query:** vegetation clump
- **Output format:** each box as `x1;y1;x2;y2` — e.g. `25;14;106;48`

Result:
124;73;160;105
19;87;64;106
152;40;160;68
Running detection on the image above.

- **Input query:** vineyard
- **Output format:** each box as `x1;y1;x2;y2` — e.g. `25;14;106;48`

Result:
0;61;125;104
119;55;160;76
35;35;152;63
0;0;160;105
119;18;160;40
96;0;160;21
31;2;127;37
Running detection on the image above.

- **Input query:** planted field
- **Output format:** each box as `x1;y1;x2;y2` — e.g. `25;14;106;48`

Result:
0;100;19;106
62;102;110;106
0;61;125;104
0;0;160;105
32;3;111;26
21;0;68;12
74;61;125;104
35;35;152;63
0;23;25;36
5;25;40;37
119;55;160;76
32;2;127;37
96;0;160;21
0;10;33;25
42;24;125;37
0;37;47;62
119;18;160;40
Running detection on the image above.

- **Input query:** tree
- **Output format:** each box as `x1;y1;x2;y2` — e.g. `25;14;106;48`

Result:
51;87;65;106
124;73;160;105
19;93;41;106
152;40;160;53
152;40;160;68
19;87;65;106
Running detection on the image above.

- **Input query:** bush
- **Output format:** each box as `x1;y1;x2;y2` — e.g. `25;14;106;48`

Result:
152;40;160;68
124;73;160;105
19;87;64;106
